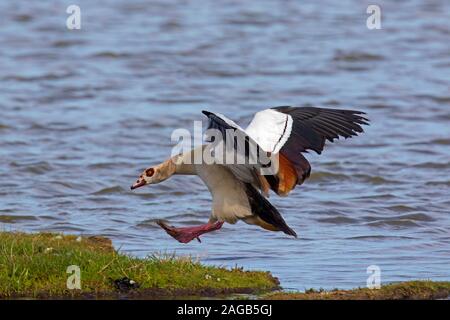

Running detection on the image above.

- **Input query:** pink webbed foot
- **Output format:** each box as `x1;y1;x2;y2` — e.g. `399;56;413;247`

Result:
156;220;224;243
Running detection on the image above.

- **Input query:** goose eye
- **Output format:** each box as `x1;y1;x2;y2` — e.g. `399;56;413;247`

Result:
145;168;154;177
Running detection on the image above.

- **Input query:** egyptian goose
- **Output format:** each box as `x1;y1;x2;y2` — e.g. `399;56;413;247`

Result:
131;106;369;243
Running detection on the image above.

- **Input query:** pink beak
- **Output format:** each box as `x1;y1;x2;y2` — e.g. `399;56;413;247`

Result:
130;180;146;190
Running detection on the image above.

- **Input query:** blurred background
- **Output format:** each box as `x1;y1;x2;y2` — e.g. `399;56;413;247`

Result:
0;0;449;290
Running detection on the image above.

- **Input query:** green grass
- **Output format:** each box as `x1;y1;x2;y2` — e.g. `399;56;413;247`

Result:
3;231;447;300
0;232;279;299
265;281;450;300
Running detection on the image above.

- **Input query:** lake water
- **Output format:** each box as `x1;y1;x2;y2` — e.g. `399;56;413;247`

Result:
0;0;449;290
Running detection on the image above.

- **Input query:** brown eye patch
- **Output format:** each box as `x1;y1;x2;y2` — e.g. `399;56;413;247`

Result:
145;168;154;177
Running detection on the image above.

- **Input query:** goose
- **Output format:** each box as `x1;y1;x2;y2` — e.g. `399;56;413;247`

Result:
130;106;369;243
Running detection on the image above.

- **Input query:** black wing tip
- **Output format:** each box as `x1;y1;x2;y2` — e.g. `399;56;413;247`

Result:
324;108;370;125
202;110;213;117
284;227;297;238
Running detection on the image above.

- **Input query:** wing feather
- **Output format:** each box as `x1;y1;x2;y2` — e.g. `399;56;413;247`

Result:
202;106;369;196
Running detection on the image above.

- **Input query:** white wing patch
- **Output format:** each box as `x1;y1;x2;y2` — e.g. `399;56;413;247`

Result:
245;109;293;154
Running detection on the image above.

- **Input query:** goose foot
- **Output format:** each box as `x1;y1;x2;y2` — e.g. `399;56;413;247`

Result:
156;220;224;243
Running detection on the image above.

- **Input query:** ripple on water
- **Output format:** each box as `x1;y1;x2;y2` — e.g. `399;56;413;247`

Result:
426;180;450;187
4;73;69;82
346;235;416;241
51;40;86;48
87;162;131;169
350;194;397;201
90;52;133;59
413;94;450;105
0;215;38;223
12;14;33;22
385;205;417;213
316;216;359;224
308;171;350;182
308;172;401;185
10;160;53;174
91;186;126;195
161;212;206;221
408;138;450;146
46;225;86;232
363;213;434;222
364;213;434;229
354;174;402;185
332;50;385;62
412;162;450;169
28;123;89;132
366;220;421;228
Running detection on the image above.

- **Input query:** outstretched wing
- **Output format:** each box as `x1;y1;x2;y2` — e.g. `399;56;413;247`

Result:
248;106;369;195
246;106;368;155
202;106;369;196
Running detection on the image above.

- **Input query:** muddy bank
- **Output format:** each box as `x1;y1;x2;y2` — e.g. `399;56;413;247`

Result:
265;281;450;300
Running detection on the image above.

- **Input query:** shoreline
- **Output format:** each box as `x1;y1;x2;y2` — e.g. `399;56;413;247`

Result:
265;281;450;300
1;231;448;300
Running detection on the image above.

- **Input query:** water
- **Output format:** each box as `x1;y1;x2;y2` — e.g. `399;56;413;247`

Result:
1;0;449;291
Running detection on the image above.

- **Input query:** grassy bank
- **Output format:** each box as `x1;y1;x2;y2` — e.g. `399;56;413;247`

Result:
265;281;450;300
2;231;448;300
0;232;279;299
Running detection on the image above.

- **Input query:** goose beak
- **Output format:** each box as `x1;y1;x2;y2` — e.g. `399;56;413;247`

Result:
130;180;146;190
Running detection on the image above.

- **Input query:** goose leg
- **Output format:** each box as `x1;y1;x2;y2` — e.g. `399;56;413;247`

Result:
156;220;224;243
